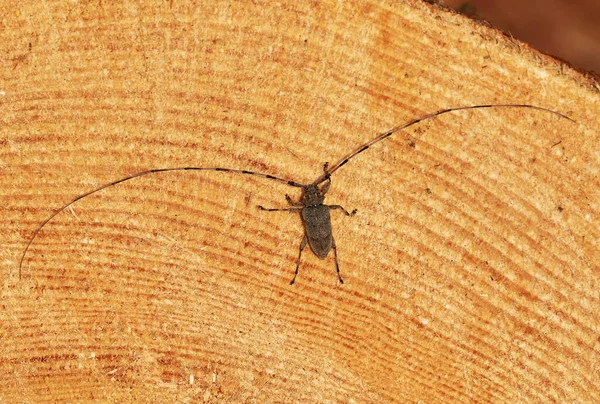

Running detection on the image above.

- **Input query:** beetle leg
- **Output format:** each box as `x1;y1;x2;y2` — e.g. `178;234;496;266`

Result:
285;194;304;207
257;205;302;213
290;235;308;285
332;236;344;284
318;162;331;194
328;205;357;216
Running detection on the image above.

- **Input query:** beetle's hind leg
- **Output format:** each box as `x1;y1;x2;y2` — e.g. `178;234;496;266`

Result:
290;235;308;285
332;236;344;284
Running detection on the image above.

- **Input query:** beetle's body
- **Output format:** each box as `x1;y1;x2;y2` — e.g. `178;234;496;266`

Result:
300;183;332;259
302;204;332;259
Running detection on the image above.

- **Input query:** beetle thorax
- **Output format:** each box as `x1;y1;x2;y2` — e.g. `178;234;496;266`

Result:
301;184;325;206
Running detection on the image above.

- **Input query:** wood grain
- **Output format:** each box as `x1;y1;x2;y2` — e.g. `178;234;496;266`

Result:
1;0;599;402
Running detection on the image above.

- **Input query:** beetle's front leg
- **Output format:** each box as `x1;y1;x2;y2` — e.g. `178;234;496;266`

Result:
285;194;304;208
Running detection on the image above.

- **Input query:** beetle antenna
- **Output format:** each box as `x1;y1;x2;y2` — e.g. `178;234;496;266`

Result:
18;166;305;278
315;104;575;185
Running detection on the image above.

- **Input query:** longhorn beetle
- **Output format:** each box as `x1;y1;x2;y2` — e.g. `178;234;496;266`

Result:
18;104;575;283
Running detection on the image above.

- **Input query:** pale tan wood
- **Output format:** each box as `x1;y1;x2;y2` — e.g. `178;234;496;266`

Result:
1;0;599;402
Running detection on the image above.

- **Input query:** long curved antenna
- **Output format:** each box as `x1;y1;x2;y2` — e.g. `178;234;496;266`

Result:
18;166;305;278
314;104;576;184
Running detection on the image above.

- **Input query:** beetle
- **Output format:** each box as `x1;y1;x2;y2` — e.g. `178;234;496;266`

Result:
258;162;356;284
18;104;574;283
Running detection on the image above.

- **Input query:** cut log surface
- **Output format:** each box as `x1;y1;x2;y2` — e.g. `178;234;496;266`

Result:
1;0;599;402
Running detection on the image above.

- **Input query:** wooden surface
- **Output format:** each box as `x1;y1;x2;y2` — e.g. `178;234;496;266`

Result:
1;0;599;402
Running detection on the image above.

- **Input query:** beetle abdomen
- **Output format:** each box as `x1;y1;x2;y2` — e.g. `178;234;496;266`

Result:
301;205;332;259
